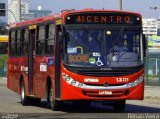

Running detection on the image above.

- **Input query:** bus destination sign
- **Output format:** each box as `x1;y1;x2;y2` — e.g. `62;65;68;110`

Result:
65;13;140;25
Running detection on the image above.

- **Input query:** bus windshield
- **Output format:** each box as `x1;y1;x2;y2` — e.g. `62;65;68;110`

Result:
63;26;143;68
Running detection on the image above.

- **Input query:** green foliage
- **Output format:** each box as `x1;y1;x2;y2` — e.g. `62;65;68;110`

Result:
0;54;7;67
0;43;8;54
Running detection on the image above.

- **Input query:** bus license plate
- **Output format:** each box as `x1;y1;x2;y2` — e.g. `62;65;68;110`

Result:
99;91;112;95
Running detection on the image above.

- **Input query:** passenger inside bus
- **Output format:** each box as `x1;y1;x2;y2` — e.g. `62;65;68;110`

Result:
109;37;128;53
67;30;102;54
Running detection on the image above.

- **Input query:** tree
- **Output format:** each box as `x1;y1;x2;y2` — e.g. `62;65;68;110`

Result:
0;22;9;35
0;21;8;54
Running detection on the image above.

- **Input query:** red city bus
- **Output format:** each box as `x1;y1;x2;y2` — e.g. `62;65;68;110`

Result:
7;9;146;111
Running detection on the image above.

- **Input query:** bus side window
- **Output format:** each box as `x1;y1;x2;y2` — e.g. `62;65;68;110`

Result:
45;23;55;55
36;25;45;55
16;30;21;56
21;29;28;56
10;30;16;56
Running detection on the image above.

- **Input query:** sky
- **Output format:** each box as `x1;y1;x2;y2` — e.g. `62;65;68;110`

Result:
1;0;160;22
26;0;160;18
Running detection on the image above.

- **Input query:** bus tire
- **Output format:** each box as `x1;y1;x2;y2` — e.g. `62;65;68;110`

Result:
32;98;41;106
113;100;126;112
47;85;60;111
20;80;30;105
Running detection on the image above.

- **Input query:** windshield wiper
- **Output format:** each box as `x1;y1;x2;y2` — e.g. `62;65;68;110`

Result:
107;26;126;66
115;26;125;42
109;26;126;54
83;26;89;33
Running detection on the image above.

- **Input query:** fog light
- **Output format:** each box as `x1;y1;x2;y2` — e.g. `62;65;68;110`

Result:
124;90;129;95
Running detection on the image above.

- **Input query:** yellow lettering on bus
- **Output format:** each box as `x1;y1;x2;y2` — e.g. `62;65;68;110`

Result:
29;25;37;30
56;19;62;25
68;55;89;63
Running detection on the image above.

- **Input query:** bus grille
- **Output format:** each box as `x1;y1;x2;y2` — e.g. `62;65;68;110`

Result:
82;89;129;98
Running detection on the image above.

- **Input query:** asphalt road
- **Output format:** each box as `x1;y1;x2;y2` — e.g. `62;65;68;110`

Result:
0;86;160;119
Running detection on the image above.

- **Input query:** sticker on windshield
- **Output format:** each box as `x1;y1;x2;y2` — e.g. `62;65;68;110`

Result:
67;48;77;54
96;57;104;66
93;52;101;57
68;54;89;63
89;57;96;64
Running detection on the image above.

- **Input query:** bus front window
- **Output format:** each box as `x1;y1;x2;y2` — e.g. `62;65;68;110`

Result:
63;27;143;68
106;29;142;67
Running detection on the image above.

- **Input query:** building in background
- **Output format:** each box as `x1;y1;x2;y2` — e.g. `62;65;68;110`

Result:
0;3;6;16
21;13;34;21
143;18;160;50
21;2;29;14
21;4;52;21
20;2;35;21
21;10;52;21
143;18;160;81
8;0;21;24
29;10;52;18
143;19;158;35
8;0;52;22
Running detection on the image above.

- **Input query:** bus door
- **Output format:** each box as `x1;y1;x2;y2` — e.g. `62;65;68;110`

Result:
28;25;36;95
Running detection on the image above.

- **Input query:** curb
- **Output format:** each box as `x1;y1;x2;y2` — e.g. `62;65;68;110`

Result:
0;77;7;87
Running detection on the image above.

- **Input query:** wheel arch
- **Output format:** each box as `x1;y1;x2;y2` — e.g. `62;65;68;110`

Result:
19;75;24;94
19;74;28;96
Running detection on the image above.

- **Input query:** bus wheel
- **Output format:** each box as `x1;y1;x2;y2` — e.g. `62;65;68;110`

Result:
47;86;60;111
32;98;41;106
113;100;126;112
20;80;30;105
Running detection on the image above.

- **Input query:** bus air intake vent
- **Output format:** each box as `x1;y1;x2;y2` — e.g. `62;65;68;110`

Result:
82;89;129;98
64;65;143;77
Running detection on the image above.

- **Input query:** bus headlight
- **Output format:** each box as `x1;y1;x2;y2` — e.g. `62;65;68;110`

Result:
62;73;70;81
78;83;83;87
71;80;76;85
127;76;143;88
62;73;83;88
64;75;70;81
62;73;144;89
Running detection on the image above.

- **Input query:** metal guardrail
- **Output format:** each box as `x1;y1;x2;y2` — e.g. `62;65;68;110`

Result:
145;55;160;86
0;62;6;77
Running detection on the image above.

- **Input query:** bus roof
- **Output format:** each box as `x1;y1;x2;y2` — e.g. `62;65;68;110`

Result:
10;8;142;28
